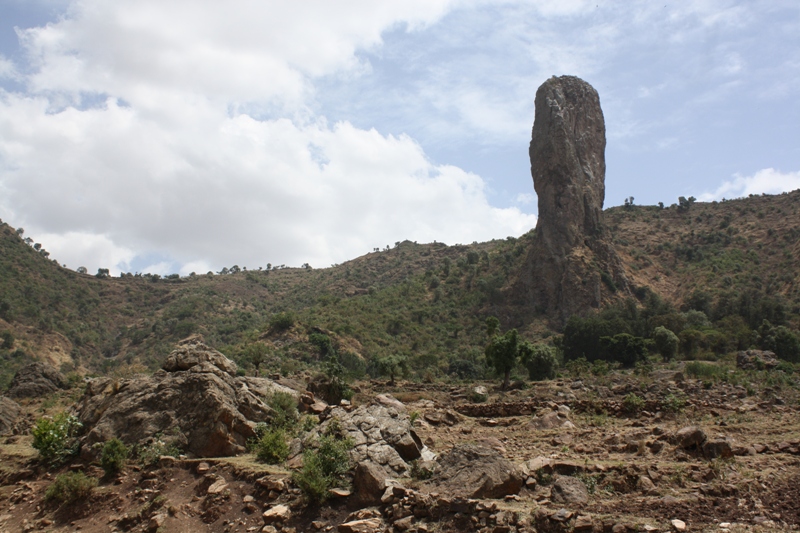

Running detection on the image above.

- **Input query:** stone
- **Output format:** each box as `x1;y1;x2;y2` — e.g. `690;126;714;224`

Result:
374;394;406;412
676;426;707;450
207;479;228;495
338;518;383;533
703;438;734;459
423;410;461;426
7;362;66;398
429;443;524;499
529;410;575;430
737;350;779;371
329;488;351;498
310;403;422;475
550;476;589;505
196;462;210;474
573;515;594;532
256;477;286;492
77;341;279;457
353;461;389;504
148;513;167;531
393;516;414;531
671;519;686;531
637;476;656;493
517;75;628;321
162;338;238;376
262;504;291;524
0;396;21;435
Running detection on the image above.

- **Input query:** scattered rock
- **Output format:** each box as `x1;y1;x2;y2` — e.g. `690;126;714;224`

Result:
423;410;461;427
671;518;687;531
353;461;389;504
551;475;589;505
374;394;406;412
0;396;21;435
7;362;66;398
206;479;228;495
703;438;734;459
430;443;524;499
77;341;277;457
529;410;575;430
338;518;384;533
262;504;291;524
675;426;707;450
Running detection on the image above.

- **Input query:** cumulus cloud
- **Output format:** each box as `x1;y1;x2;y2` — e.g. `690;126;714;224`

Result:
0;0;542;275
698;168;800;201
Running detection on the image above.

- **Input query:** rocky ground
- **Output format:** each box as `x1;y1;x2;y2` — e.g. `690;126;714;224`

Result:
1;355;800;533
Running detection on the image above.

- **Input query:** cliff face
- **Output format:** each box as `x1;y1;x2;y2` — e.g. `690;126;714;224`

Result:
520;75;628;321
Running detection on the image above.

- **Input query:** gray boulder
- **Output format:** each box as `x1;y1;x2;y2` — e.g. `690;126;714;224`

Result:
429;443;524;499
8;362;65;398
77;342;276;457
675;426;707;451
162;339;238;376
737;350;779;371
0;396;21;435
551;475;589;505
312;403;423;475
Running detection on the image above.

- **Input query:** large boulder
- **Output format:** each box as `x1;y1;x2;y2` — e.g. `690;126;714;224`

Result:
8;362;66;398
77;341;277;457
429;443;524;499
0;396;21;435
516;75;628;321
551;475;589;505
737;350;779;371
312;403;424;475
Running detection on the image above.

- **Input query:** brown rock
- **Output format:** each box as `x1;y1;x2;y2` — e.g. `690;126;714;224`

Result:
7;362;66;398
262;504;291;524
353;461;388;504
529;410;575;430
430;443;524;499
551;476;589;505
703;438;734;459
675;426;707;450
516;75;628;321
338;518;383;533
0;396;21;435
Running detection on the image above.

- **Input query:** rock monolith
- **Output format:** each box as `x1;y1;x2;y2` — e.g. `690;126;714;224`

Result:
518;75;628;320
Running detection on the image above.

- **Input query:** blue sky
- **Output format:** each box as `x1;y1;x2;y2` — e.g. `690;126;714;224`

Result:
1;0;799;275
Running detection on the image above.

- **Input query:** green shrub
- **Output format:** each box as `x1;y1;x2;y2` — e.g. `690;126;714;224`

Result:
591;359;612;376
137;436;182;466
31;412;82;466
254;428;289;464
101;438;129;476
269;312;296;332
292;421;353;503
45;471;97;504
409;460;433;480
622;393;645;414
684;361;725;380
523;344;558;381
662;393;687;414
652;326;679;361
268;391;299;430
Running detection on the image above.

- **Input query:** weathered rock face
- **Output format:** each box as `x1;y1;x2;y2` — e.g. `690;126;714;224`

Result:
0;396;21;435
311;403;425;476
429;443;524;499
519;75;628;321
8;362;66;398
77;341;291;457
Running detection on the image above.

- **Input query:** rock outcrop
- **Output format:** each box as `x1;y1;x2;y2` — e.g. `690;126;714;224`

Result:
310;403;426;476
0;396;21;435
428;443;524;499
8;362;66;398
518;75;628;321
77;340;293;457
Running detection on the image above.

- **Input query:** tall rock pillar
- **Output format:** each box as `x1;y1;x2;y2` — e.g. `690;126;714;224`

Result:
520;75;628;321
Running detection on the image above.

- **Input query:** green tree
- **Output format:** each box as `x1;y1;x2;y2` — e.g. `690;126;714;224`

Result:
522;343;558;381
652;326;679;362
599;333;648;367
376;354;408;386
485;328;528;390
244;342;269;376
485;316;500;337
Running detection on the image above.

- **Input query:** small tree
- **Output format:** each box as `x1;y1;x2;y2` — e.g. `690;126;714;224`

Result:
376;354;408;386
76;266;88;274
96;268;110;279
652;326;679;362
522;343;558;381
485;316;500;337
485;328;527;390
244;342;269;376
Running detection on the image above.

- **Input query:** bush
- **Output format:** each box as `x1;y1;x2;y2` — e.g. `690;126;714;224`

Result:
523;344;558;381
31;412;82;466
684;361;725;380
622;393;645;415
292;421;353;503
662;393;687;414
652;326;679;361
267;391;299;430
45;471;97;504
101;438;129;476
599;333;648;367
269;312;296;332
254;428;289;464
137;436;182;466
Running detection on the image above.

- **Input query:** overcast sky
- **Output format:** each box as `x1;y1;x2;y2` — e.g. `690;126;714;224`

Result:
1;1;799;276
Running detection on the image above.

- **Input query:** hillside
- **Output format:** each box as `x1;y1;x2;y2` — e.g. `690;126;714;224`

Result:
1;190;799;388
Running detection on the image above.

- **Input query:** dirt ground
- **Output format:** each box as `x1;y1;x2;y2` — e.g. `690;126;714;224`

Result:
2;364;800;533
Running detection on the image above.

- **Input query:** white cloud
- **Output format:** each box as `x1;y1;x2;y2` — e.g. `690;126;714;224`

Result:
698;168;800;201
30;231;135;274
515;193;535;205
